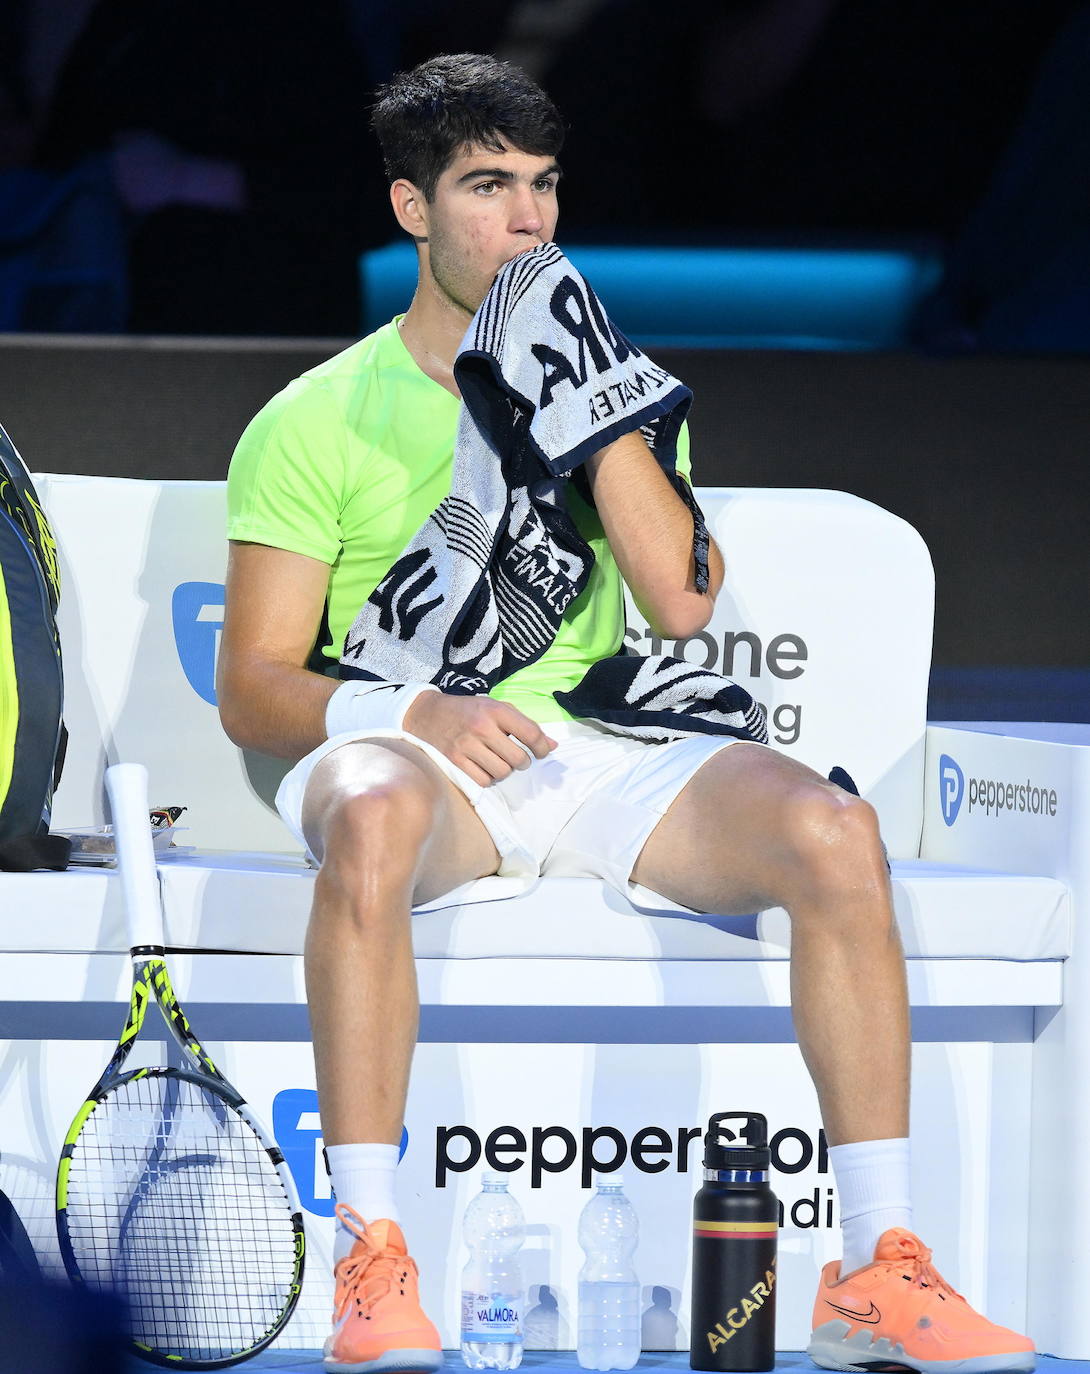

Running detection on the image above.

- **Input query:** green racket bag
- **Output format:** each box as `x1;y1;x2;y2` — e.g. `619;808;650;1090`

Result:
0;422;70;870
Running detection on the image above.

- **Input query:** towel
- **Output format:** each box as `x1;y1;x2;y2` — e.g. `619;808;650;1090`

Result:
335;242;767;746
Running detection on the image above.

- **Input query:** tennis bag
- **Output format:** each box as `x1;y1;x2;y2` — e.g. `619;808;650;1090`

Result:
0;422;70;870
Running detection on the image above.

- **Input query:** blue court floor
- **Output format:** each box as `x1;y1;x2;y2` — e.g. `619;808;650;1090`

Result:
221;1353;1089;1373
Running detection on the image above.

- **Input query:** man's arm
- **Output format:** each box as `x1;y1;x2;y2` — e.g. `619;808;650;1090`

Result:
583;429;725;639
217;541;338;759
217;540;556;779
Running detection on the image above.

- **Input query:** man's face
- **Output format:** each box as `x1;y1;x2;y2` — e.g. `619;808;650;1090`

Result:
420;140;561;316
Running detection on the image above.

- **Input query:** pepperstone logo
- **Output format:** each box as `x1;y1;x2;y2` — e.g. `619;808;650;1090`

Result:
435;1122;829;1189
273;1088;409;1217
172;581;225;705
434;1122;836;1227
969;774;1058;819
939;753;965;827
939;752;1060;824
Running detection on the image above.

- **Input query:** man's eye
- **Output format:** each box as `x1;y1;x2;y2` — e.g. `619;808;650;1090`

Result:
475;181;498;194
534;178;557;193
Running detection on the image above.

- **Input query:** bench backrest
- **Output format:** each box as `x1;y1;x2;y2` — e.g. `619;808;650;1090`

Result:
36;476;934;856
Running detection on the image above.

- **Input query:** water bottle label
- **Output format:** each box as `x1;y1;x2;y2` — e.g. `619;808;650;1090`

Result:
461;1292;522;1341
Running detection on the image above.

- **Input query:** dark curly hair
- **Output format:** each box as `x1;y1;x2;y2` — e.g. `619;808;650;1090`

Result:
371;52;565;201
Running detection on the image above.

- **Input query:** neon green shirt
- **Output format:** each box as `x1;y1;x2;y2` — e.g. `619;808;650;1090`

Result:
227;318;692;725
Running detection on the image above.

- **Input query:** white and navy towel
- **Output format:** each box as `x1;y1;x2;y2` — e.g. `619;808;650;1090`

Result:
338;242;767;746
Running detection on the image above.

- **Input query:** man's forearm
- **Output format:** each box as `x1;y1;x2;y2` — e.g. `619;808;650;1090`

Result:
218;655;339;761
584;430;724;638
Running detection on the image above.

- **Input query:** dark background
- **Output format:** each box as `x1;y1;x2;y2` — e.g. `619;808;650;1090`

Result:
3;334;1086;680
4;0;1089;342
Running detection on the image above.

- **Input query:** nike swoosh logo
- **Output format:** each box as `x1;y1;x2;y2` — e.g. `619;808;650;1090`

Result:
826;1299;881;1324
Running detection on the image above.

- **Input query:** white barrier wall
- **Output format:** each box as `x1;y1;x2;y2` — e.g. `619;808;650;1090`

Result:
923;723;1090;1358
0;1014;1034;1353
37;477;934;858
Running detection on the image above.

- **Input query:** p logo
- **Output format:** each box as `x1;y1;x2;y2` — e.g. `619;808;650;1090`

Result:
939;754;965;827
172;581;225;705
272;1088;409;1217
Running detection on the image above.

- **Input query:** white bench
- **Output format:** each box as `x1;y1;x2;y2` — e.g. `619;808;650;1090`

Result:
2;474;1084;1357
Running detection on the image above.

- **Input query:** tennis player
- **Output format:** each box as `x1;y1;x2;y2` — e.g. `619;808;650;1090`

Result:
219;52;1035;1374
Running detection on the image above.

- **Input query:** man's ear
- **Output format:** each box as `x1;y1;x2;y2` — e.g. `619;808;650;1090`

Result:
390;179;428;241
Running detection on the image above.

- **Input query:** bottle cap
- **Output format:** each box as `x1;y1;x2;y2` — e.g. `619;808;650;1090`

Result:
595;1173;624;1188
702;1112;771;1170
482;1170;510;1187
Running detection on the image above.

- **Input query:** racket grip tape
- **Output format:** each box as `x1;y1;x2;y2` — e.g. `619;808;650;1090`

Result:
105;763;167;949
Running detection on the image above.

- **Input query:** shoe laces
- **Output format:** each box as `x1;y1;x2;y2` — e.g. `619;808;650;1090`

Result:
876;1231;962;1303
334;1204;416;1316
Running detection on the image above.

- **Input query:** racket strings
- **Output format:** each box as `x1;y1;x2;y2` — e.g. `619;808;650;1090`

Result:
64;1073;298;1362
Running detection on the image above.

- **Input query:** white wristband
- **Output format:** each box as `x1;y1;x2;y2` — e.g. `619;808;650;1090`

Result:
324;680;439;739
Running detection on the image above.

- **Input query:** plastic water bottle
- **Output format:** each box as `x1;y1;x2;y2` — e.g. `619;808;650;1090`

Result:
460;1172;525;1370
577;1175;641;1371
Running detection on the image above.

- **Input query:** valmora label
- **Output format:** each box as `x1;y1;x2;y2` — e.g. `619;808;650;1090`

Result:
461;1291;521;1340
706;1262;776;1353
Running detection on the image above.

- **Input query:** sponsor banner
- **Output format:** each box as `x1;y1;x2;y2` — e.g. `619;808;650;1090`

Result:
172;581;225;706
924;727;1074;872
938;752;1057;827
0;1036;1025;1351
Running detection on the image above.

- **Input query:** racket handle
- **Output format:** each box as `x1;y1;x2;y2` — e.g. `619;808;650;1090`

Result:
105;762;166;949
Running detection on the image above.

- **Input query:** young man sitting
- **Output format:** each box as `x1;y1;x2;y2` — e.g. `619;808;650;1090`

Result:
219;51;1035;1374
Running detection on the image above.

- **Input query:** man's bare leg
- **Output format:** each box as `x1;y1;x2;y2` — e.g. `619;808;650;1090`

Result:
638;752;1035;1368
631;742;908;1145
300;739;501;1148
300;738;482;1364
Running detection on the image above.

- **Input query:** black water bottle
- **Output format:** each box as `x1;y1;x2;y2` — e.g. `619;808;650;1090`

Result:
689;1112;778;1373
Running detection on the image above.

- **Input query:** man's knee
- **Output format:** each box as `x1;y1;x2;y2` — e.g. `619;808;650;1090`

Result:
310;772;440;892
782;785;887;905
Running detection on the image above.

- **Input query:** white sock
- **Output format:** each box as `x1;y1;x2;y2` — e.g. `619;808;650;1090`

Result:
828;1137;913;1277
327;1142;401;1263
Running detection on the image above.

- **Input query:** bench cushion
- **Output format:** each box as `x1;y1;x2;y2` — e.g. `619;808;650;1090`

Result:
1;856;1070;965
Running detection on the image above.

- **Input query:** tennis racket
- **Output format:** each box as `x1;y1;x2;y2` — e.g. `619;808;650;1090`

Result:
55;763;305;1368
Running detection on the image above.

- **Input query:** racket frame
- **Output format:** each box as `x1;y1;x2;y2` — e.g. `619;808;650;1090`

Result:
55;765;306;1369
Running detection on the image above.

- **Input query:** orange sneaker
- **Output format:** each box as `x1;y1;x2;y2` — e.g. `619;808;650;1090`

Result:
808;1228;1035;1374
324;1205;444;1374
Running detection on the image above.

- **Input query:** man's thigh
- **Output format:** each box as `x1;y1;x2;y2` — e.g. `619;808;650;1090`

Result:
301;738;502;905
630;742;841;915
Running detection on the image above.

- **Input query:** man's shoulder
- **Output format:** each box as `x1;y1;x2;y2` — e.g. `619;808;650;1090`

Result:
227;326;408;554
286;319;407;405
299;319;406;386
238;320;408;445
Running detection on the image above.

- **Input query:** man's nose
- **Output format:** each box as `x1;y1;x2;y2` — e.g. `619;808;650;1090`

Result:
510;185;544;235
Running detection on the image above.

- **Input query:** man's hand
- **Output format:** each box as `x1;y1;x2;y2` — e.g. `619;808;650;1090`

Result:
402;693;556;787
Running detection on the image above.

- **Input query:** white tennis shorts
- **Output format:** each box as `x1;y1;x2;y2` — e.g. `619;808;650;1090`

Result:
275;719;752;913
